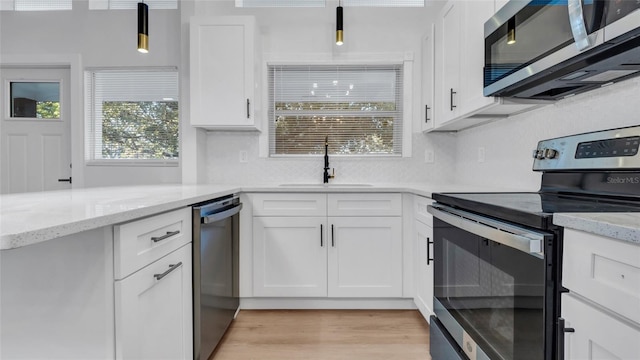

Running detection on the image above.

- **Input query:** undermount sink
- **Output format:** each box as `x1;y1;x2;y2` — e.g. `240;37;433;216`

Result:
279;183;372;187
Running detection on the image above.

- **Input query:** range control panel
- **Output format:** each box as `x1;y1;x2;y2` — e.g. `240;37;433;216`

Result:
533;126;640;171
575;136;640;159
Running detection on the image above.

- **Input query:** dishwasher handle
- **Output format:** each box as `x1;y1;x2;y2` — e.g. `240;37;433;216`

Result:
202;203;243;224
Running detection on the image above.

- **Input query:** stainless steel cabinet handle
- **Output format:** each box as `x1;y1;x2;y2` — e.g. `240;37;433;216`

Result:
450;88;456;111
320;224;324;247
151;230;180;243
246;98;250;119
425;105;431;123
427;237;433;265
331;224;335;247
154;262;183;281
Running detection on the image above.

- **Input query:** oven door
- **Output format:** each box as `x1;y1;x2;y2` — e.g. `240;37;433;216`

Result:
428;204;555;360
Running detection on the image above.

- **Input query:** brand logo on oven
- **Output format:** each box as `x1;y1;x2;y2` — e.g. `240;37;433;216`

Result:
606;176;640;184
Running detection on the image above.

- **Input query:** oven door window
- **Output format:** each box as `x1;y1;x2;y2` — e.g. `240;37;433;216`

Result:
434;218;545;360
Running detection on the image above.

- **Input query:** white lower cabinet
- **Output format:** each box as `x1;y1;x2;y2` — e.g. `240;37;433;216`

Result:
251;193;403;299
413;195;434;321
115;244;192;360
328;217;402;297
253;216;327;297
562;293;640;360
561;228;640;360
414;220;434;319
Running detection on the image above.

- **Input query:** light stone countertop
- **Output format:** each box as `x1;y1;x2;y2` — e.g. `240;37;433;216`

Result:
0;182;526;251
553;213;640;244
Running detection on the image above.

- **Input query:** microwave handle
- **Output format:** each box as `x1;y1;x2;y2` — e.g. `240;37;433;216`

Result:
568;0;591;50
427;204;544;258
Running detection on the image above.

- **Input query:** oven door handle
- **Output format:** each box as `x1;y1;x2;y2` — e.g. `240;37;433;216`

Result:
428;204;545;258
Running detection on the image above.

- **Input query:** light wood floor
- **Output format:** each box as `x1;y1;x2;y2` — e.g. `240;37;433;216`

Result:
210;310;431;360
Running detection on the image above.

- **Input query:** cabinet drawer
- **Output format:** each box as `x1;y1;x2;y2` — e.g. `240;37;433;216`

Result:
413;195;434;226
114;207;192;279
250;193;327;217
562;293;640;360
115;243;192;360
328;193;401;216
563;228;640;324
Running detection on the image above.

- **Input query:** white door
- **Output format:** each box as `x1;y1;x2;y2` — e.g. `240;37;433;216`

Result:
328;217;403;297
0;67;71;194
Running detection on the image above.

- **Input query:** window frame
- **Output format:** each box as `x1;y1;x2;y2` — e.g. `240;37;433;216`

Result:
260;54;413;159
84;67;180;167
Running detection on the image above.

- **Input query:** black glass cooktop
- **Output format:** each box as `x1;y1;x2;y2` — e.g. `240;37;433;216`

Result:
432;192;640;231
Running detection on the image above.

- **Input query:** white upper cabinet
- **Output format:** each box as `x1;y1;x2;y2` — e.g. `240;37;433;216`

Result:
190;16;260;131
431;0;544;132
421;24;436;132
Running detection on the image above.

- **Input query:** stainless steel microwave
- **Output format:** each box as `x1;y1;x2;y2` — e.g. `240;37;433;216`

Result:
484;0;640;100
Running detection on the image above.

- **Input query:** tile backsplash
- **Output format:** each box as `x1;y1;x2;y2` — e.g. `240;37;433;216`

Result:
206;132;456;185
454;78;640;191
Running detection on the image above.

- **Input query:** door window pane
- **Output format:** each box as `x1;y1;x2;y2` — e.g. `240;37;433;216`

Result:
10;82;60;119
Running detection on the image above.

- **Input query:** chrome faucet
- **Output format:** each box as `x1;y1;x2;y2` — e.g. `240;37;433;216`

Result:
323;136;335;183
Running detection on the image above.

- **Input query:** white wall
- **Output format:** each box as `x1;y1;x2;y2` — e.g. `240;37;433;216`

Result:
186;0;455;185
0;0;182;187
454;78;640;191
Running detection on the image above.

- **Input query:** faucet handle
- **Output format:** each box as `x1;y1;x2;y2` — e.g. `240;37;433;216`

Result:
330;168;336;179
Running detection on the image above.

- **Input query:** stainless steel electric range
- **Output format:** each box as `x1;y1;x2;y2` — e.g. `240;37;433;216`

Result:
428;125;640;360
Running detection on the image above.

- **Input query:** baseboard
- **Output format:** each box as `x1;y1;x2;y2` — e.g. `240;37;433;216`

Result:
240;297;417;310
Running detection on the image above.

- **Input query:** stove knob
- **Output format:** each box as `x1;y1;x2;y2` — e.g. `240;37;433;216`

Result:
544;148;558;159
533;149;543;159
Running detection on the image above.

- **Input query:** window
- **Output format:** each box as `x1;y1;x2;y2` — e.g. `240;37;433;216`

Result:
343;0;424;7
85;69;179;164
88;0;177;10
236;0;324;7
268;64;404;156
9;81;60;119
0;0;72;11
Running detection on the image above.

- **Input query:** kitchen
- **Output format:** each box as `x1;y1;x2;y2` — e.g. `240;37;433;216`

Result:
1;0;640;359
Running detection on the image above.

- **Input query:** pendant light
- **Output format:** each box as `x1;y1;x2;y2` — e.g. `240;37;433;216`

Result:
336;0;344;46
507;17;516;45
138;2;149;53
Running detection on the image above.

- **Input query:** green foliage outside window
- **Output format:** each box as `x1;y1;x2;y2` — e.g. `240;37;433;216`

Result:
101;101;179;160
35;101;60;119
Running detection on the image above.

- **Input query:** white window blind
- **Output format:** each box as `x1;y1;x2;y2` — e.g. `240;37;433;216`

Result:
269;64;403;156
236;0;325;7
85;69;179;163
88;0;177;10
343;0;424;6
7;0;72;11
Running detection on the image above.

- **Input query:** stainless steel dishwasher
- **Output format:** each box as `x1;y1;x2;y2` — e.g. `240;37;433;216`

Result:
192;195;242;360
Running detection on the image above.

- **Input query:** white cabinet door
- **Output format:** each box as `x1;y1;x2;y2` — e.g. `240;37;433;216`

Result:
253;217;328;297
414;220;434;320
190;16;258;130
422;24;436;132
437;1;462;126
327;217;403;297
562;293;640;360
115;244;192;360
461;0;497;113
